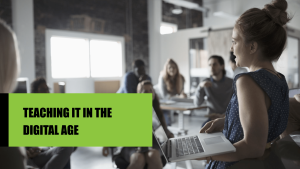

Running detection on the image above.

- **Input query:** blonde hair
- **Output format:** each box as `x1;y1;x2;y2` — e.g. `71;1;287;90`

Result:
161;59;184;94
0;20;20;93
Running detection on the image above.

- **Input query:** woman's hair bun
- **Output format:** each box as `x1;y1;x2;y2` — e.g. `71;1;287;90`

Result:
262;0;292;26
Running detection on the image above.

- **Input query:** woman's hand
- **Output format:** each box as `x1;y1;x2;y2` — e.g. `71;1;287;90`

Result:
205;113;225;120
200;118;225;133
26;147;41;158
102;147;109;157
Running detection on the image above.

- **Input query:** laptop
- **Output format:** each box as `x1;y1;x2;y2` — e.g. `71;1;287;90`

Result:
152;112;236;162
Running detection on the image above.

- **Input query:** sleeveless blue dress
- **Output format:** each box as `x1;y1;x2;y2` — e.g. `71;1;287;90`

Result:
206;69;289;169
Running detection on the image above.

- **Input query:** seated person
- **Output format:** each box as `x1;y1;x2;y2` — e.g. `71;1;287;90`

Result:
280;93;300;138
137;80;174;138
31;77;50;93
117;59;151;93
194;55;233;127
157;59;186;126
26;147;76;169
102;80;173;169
157;58;186;99
27;78;76;169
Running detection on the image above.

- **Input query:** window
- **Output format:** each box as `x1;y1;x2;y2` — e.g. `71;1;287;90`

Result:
47;29;124;79
160;22;178;35
90;40;123;78
50;37;90;78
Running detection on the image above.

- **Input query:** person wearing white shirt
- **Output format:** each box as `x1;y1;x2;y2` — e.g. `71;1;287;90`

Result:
230;51;248;78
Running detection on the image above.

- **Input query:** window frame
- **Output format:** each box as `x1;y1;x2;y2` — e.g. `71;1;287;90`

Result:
45;29;125;93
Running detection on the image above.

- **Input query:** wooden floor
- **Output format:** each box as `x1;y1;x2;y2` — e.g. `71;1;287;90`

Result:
70;109;208;169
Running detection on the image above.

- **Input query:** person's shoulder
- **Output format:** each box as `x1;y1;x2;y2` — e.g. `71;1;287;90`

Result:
235;74;256;89
158;72;164;78
234;70;251;81
201;77;210;82
224;77;233;82
125;71;134;76
124;71;136;79
236;67;248;71
241;67;248;71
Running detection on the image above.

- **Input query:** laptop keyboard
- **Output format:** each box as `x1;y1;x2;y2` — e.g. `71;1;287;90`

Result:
175;136;204;157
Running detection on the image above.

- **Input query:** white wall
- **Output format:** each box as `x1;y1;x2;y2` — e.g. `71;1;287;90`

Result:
203;0;300;30
160;27;209;94
148;0;162;85
12;0;35;84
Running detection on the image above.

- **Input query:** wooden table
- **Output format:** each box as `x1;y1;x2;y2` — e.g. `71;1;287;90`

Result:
160;100;207;169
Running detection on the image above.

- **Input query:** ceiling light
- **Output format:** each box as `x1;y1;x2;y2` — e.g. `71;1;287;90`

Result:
163;0;208;12
172;6;182;14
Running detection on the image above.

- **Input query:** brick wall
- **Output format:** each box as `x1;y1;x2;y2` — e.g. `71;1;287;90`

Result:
34;0;149;78
0;0;12;27
1;0;203;79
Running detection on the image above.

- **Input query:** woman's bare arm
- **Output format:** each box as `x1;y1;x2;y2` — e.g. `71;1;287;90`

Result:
197;75;268;162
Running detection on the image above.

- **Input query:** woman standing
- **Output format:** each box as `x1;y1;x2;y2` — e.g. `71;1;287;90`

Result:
197;0;291;168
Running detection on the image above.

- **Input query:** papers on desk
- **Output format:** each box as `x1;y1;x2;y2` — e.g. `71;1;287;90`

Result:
159;100;176;105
